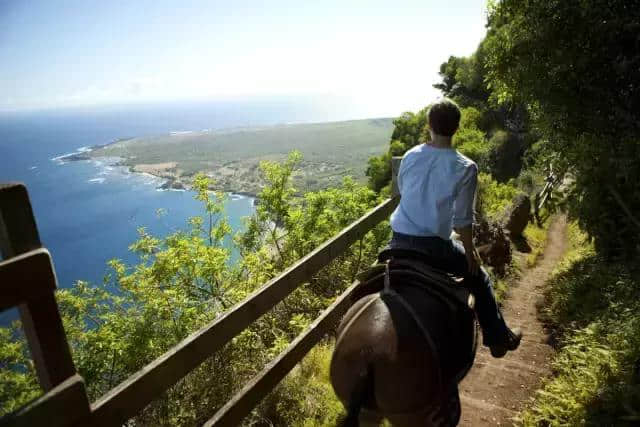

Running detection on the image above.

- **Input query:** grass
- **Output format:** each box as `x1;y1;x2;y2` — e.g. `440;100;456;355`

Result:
522;217;551;268
492;215;551;303
517;222;640;426
257;341;346;426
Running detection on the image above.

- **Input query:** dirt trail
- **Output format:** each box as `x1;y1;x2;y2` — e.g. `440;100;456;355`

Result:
459;215;568;426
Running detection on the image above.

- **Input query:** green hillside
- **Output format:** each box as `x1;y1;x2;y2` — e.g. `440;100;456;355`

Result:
91;118;394;194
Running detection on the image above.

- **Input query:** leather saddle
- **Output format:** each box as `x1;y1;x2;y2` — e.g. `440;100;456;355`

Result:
353;247;475;313
350;247;479;388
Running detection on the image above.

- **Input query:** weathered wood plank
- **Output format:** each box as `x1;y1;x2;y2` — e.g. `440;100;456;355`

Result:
391;156;402;197
0;183;41;257
18;296;78;391
204;279;362;427
0;248;57;311
0;374;90;427
90;197;398;427
0;182;77;391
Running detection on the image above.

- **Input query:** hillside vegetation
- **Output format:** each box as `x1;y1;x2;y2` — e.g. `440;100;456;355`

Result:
90;118;394;194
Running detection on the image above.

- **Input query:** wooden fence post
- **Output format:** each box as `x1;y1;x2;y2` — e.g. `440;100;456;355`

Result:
0;183;77;391
391;156;402;198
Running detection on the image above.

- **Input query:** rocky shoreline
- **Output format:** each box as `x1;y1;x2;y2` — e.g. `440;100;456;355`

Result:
154;175;259;199
58;146;260;200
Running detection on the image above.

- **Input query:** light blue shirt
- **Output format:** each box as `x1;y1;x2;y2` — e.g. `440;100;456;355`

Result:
390;144;477;240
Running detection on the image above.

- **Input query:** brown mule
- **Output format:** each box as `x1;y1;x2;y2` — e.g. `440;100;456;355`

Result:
331;251;477;426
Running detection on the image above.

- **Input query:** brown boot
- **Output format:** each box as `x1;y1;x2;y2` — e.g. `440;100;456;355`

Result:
489;327;522;358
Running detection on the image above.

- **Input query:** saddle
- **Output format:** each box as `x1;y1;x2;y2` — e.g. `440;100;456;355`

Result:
353;247;475;313
351;247;478;387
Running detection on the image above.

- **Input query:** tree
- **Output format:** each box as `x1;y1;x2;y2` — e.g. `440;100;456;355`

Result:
484;0;640;257
434;45;529;134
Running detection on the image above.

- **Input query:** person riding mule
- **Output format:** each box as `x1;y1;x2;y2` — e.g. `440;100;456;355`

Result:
330;99;521;426
389;98;522;357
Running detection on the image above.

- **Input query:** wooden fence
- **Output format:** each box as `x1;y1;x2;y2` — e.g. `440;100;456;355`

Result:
0;159;402;427
533;164;561;226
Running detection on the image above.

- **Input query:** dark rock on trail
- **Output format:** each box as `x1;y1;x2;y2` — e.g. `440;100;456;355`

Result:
504;194;531;237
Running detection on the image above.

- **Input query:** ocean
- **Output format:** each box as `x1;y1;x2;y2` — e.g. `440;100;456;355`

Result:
0;98;364;293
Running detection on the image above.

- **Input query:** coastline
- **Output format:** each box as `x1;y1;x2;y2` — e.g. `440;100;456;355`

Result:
51;117;395;200
54;145;260;201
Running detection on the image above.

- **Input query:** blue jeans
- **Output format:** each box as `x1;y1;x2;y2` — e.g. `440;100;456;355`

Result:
389;232;511;346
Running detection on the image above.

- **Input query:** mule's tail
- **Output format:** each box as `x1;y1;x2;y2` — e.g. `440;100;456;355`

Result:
340;364;374;427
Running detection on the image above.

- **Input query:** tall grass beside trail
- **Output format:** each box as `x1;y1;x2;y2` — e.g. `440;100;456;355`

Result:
522;218;550;268
257;342;345;426
518;223;640;426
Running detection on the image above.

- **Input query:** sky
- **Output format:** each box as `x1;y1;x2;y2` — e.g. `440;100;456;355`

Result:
0;0;488;115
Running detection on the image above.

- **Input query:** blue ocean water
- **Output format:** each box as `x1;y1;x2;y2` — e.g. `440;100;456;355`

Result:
0;98;358;290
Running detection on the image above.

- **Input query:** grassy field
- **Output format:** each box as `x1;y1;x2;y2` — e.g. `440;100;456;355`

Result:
91;118;394;194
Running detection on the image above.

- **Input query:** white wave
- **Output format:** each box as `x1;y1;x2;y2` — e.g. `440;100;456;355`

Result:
170;131;194;136
51;145;93;162
50;152;75;161
134;172;163;186
29;166;37;170
88;177;106;184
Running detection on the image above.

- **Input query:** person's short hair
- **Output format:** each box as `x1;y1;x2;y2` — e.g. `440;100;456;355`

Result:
428;98;461;137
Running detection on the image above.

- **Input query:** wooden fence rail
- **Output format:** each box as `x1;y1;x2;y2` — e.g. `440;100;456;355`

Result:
0;183;78;394
90;197;397;426
1;170;400;426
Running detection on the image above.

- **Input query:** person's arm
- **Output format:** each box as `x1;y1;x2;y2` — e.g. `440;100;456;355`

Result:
454;224;481;275
453;164;481;275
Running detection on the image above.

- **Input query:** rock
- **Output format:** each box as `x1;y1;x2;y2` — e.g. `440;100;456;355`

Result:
158;179;185;190
171;180;185;190
504;194;531;237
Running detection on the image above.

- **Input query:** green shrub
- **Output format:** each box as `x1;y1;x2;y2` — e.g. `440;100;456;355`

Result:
0;153;390;424
514;169;542;196
459;107;483;130
259;343;345;426
455;128;490;166
477;173;519;221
